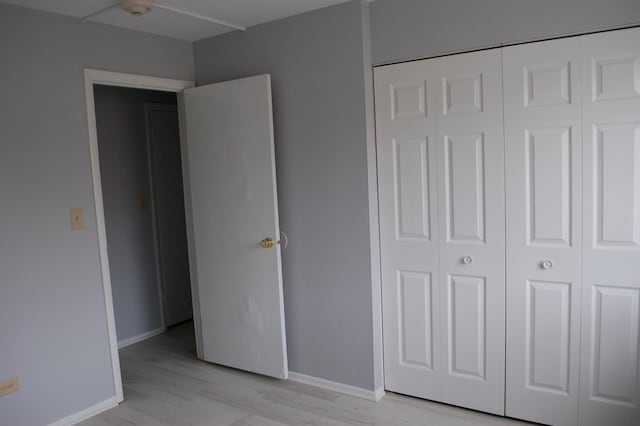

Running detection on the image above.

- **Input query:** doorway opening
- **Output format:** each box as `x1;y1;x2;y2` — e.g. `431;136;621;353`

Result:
93;84;193;347
93;84;197;400
84;69;196;401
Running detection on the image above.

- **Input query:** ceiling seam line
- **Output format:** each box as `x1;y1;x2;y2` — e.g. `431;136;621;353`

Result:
81;2;120;22
153;2;246;31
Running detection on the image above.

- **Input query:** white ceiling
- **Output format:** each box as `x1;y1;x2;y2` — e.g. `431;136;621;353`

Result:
1;0;365;42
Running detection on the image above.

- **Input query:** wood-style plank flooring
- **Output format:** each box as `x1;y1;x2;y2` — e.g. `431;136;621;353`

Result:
81;322;531;426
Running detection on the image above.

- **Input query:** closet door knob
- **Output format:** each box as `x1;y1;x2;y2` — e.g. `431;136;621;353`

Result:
541;260;553;270
462;256;473;265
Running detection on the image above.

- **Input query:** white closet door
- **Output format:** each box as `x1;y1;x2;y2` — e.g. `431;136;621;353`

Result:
503;38;583;426
579;27;640;426
374;60;442;400
434;49;505;415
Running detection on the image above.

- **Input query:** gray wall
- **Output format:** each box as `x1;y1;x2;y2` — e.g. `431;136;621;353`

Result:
194;0;377;390
5;1;638;422
94;86;176;344
0;4;194;425
193;0;640;393
370;0;640;64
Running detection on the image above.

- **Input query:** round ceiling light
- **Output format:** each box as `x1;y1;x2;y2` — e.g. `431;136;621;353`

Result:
120;0;153;16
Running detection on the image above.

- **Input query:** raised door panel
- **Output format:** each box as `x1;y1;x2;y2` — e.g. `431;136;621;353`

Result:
580;27;640;426
447;275;486;381
443;74;483;115
503;37;583;426
398;271;434;370
435;49;505;415
444;134;486;243
590;286;639;406
394;138;431;241
526;280;571;394
525;62;571;107
594;123;640;249
375;61;442;400
525;127;572;247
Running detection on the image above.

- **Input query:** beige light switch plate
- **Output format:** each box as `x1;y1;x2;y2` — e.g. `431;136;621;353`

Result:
0;377;19;397
71;208;84;230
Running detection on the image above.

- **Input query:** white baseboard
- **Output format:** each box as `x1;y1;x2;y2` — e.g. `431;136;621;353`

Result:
373;386;386;401
118;326;166;348
49;396;118;426
288;371;385;402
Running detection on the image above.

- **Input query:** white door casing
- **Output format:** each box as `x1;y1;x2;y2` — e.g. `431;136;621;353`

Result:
579;27;640;426
375;60;442;400
375;49;506;415
435;49;505;416
182;75;288;379
503;37;583;426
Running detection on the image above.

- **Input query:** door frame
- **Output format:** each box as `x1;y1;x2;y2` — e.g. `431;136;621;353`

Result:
143;102;181;328
143;102;170;330
83;69;194;402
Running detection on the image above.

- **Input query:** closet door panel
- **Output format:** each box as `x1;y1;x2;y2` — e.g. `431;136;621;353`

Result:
503;38;583;426
435;49;506;415
375;61;443;399
580;27;640;426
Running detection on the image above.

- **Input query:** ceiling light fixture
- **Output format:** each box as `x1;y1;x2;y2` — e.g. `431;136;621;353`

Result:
120;0;153;16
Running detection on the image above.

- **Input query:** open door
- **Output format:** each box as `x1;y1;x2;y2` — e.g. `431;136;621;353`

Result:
181;75;288;379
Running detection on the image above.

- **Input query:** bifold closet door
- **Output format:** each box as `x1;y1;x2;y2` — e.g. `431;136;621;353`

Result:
375;49;505;415
435;49;505;415
579;27;640;426
376;27;639;425
375;60;442;401
503;38;583;426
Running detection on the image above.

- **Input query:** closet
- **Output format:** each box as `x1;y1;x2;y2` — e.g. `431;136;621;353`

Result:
374;27;640;426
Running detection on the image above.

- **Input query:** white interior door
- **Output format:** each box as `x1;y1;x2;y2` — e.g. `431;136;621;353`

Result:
146;103;193;327
503;37;583;426
435;49;505;415
182;75;288;379
375;60;442;400
375;48;505;415
579;28;640;426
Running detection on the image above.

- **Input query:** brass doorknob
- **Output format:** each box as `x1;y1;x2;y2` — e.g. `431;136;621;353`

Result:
259;237;275;249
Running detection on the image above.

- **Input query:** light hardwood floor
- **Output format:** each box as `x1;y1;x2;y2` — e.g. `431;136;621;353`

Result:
81;322;532;426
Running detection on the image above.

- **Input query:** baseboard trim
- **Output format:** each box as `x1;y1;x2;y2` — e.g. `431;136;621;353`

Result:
118;326;166;348
288;371;385;402
373;386;386;401
49;396;118;426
